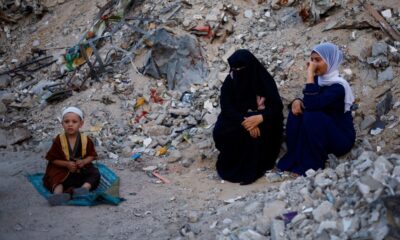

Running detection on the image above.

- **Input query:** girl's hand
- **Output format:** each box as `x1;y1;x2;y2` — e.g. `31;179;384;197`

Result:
249;127;261;138
307;61;317;83
307;61;317;74
242;115;263;131
291;99;304;116
67;162;77;172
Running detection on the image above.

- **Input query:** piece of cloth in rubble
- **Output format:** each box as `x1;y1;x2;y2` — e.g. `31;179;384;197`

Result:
42;133;99;192
213;49;284;184
29;163;124;206
312;42;355;112
277;43;356;175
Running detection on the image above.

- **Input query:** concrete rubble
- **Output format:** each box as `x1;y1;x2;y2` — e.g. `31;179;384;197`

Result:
0;0;400;239
184;152;400;239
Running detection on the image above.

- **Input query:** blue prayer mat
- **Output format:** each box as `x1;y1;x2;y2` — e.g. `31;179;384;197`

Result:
28;163;124;206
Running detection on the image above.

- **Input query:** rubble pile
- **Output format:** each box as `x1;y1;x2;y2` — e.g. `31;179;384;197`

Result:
0;0;399;239
180;151;400;239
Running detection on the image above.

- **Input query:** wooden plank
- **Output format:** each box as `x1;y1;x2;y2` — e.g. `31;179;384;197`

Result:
362;2;400;41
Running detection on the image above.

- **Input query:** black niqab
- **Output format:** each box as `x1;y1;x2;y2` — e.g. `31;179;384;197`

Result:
227;49;275;112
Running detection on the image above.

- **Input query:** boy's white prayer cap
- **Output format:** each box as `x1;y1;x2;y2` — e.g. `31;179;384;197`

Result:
62;106;83;120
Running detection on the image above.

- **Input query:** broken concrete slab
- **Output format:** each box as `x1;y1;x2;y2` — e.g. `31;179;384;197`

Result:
372;41;389;57
263;200;286;220
378;67;394;82
144;125;170;136
238;229;268;240
376;92;393;117
270;219;285;240
0;127;32;147
360;115;376;130
277;7;302;26
312;201;335;222
323;18;380;31
0;74;11;89
367;55;390;68
348;36;375;61
0;101;6;115
310;0;337;21
166;150;182;163
383;195;400;239
142;28;209;91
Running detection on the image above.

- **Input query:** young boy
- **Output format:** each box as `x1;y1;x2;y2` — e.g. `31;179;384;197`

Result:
43;106;100;206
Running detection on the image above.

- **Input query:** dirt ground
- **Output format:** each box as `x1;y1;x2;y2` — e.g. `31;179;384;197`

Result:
0;148;270;240
1;0;399;239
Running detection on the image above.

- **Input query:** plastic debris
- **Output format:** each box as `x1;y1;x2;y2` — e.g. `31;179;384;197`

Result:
156;147;168;156
135;97;146;108
135;111;148;123
282;211;298;225
150;88;164;104
190;25;212;38
130;152;141;160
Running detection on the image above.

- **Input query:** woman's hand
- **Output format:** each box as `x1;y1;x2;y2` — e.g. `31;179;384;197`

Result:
242;115;263;131
291;99;304;116
249;127;261;138
256;96;265;110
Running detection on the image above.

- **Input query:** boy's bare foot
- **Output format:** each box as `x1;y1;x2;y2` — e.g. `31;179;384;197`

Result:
48;193;70;206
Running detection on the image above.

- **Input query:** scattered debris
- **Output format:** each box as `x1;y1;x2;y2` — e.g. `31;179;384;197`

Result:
1;0;400;238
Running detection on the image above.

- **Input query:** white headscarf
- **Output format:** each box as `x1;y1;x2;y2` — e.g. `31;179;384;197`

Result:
62;106;84;120
312;42;355;112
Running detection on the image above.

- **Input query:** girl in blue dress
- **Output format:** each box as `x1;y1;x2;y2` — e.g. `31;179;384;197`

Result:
277;43;356;176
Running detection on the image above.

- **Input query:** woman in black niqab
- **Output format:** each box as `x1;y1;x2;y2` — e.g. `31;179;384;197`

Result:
213;49;283;185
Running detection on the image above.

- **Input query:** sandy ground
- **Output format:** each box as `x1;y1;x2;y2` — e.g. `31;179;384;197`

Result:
1;0;399;239
0;148;270;239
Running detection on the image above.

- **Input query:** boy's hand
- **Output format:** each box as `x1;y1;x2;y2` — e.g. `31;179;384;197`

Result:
76;159;86;169
67;162;77;172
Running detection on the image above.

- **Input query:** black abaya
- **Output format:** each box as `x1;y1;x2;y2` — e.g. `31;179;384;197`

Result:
213;49;283;184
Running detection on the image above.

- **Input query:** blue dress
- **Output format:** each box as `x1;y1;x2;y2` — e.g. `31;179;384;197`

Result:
277;80;356;175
